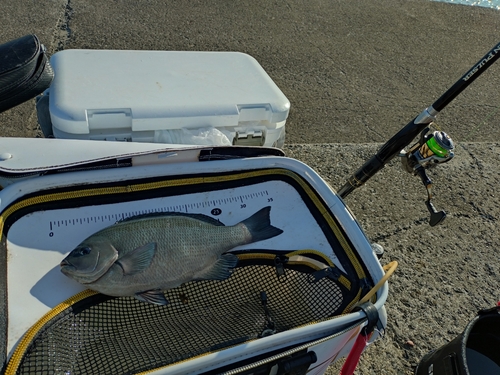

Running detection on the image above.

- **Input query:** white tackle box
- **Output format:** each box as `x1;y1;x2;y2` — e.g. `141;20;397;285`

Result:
47;50;290;147
0;138;389;375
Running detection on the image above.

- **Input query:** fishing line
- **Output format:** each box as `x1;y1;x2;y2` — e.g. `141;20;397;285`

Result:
462;105;500;142
452;104;500;155
430;103;500;155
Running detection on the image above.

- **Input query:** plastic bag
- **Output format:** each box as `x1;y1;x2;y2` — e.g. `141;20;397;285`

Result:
153;127;232;146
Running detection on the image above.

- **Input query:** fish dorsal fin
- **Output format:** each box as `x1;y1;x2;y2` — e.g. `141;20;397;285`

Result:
116;212;225;226
116;242;156;276
193;253;239;281
135;289;169;306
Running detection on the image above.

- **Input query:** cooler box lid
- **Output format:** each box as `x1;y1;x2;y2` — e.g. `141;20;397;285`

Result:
48;50;290;135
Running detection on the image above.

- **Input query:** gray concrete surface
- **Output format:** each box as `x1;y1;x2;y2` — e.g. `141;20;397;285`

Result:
1;0;500;143
285;142;500;374
1;0;500;374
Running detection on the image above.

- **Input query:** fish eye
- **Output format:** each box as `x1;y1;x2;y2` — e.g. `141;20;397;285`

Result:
75;246;92;257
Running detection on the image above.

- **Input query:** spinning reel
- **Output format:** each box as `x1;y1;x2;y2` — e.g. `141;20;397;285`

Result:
400;127;455;226
338;41;498;227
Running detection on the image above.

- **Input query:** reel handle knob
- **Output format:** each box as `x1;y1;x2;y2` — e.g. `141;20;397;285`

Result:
425;199;446;227
416;167;446;226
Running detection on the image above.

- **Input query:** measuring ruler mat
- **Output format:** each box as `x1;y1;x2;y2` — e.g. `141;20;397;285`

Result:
6;179;343;352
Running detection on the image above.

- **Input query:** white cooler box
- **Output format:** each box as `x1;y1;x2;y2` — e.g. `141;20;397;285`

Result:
46;50;290;147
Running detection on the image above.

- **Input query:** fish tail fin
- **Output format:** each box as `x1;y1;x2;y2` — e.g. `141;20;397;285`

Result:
241;206;283;243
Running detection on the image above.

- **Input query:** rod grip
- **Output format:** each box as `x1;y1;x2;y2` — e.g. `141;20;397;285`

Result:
338;116;429;198
338;154;385;198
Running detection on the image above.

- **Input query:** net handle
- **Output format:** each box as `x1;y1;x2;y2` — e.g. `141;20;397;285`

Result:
357;261;398;306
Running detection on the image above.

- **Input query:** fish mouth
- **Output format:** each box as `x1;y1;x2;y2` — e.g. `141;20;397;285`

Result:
59;252;100;273
60;259;76;275
59;251;112;284
60;261;94;284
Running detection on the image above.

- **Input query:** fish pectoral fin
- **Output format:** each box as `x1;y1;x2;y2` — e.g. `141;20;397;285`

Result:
116;242;156;276
194;253;238;281
135;290;169;306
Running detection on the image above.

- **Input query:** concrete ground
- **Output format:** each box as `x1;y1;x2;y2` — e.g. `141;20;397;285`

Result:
1;0;500;374
1;0;500;143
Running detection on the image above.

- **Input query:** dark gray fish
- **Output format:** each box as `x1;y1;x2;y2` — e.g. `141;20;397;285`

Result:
60;206;283;305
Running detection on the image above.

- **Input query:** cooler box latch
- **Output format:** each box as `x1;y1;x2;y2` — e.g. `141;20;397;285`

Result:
233;130;265;146
87;108;133;141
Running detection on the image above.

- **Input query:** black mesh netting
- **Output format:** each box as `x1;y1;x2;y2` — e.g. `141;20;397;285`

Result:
14;263;346;375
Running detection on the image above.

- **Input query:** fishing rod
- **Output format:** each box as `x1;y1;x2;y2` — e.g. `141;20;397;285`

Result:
338;41;500;226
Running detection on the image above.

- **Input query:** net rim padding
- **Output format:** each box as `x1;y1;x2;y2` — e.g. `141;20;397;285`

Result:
0;167;373;374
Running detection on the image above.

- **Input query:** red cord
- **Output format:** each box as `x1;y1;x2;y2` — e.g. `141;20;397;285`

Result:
339;333;370;375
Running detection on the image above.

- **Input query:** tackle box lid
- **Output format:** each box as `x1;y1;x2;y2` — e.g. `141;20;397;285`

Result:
48;50;291;135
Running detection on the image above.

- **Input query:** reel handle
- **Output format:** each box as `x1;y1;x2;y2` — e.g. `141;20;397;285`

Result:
416;167;446;226
425;199;446;227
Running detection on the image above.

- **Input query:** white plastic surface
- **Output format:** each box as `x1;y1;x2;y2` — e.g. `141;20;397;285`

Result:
0;137;193;173
49;50;290;145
